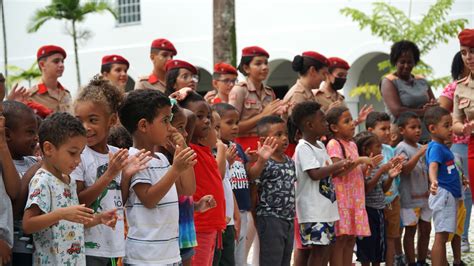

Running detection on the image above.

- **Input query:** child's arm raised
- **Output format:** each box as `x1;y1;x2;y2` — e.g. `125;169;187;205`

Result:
133;147;196;209
216;140;227;180
76;149;129;207
121;149;152;203
306;160;351;181
382;160;403;192
247;137;278;181
0;114;20;200
401;144;427;176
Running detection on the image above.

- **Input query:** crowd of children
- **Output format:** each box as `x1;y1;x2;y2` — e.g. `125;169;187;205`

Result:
0;29;473;266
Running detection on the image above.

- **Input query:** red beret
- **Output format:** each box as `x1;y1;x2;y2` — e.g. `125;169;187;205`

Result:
328;57;350;70
241;46;269;58
302;51;329;65
165;60;197;74
151;38;177;56
459;29;474;47
37;45;67;60
101;55;130;68
214;62;238;75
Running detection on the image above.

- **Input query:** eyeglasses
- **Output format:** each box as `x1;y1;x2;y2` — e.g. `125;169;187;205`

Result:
216;78;238;85
178;74;199;83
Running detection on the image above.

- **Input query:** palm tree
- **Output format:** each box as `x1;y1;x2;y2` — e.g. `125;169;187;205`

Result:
7;63;41;88
1;0;8;79
213;0;237;66
27;0;117;88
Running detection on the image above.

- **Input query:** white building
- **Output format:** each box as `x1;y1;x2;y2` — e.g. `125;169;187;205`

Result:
2;0;473;114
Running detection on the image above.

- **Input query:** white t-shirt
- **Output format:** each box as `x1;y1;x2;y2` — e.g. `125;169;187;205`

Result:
70;145;125;258
0;169;13;248
124;147;180;265
295;139;339;223
223;162;234;226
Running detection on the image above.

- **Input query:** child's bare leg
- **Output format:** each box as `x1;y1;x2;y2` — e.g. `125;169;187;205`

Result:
343;236;356;266
395;235;403;255
308;245;331;266
452;234;461;264
417;220;431;262
431;232;449;266
182;258;192;266
294;248;310;266
385;237;395;265
330;236;346;266
403;226;417;264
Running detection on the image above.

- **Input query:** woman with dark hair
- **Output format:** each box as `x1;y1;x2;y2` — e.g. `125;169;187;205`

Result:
438;51;471;259
164;59;199;96
381;40;437;143
100;54;130;93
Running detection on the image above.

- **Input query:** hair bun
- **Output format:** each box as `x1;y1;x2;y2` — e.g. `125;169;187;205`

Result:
292;55;304;72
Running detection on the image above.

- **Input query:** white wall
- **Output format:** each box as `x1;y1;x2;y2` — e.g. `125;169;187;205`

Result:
1;0;473;96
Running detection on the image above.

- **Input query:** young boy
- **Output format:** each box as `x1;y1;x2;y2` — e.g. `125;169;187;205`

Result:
135;38;177;92
3;101;41;265
291;102;349;265
249;115;295;266
395;111;431;266
118;89;196;265
205;63;238;104
0;102;21;265
28;45;72;113
22;112;117;265
366;111;405;265
424;106;463;266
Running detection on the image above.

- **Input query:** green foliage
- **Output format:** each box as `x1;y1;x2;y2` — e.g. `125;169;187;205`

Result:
6;63;41;87
341;0;467;99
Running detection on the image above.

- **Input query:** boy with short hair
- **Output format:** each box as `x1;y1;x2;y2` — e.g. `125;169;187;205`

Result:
395;111;431;266
22;112;117;265
118;89;196;265
135;38;177;92
366;111;405;265
424;106;463;266
205;63;238;104
249;115;296;266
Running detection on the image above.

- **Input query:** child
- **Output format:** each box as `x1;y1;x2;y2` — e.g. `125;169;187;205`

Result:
118;89;196;264
424;107;463;266
205;63;238;104
179;92;226;266
3;101;40;265
22;112;117;265
248;115;295;266
291;101;349;265
395;111;431;266
325;106;382;266
365;111;405;265
0;103;21;265
72;78;150;265
100;54;130;93
135;38;177;92
212;103;250;264
354;131;403;266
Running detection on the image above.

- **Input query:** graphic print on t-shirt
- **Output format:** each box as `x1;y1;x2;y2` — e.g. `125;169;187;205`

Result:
319;176;336;203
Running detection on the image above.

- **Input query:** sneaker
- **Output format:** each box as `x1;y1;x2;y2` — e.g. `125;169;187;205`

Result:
461;238;470;253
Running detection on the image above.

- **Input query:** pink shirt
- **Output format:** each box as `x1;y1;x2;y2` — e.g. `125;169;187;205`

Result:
441;81;469;145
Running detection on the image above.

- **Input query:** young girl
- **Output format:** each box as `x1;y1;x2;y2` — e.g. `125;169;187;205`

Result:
100;54;130;93
354;132;403;266
72;78;150;264
179;92;226;266
326;106;383;266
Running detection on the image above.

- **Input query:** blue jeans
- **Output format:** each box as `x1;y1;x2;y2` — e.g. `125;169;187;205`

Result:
451;143;472;241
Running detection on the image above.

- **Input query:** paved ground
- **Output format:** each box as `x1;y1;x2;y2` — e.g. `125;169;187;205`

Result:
246;212;474;265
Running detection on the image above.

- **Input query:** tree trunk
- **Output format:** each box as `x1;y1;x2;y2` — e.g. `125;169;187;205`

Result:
213;0;236;66
72;20;81;88
1;0;8;80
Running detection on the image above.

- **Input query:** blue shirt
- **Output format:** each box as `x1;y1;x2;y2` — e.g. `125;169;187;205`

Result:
382;144;399;204
426;141;462;198
229;142;251;211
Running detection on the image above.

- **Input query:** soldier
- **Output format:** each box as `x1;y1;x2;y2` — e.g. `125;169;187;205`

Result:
314;57;349;112
204;62;238;104
28;45;72;113
100;54;130;93
135;38;177;92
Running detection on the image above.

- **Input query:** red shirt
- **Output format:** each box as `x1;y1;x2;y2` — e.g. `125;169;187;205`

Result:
190;144;226;232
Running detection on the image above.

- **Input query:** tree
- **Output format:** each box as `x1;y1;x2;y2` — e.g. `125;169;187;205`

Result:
213;0;237;66
340;0;467;100
27;0;117;88
1;0;7;79
7;63;41;88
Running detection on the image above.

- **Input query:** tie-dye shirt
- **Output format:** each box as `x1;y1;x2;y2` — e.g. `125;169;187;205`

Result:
178;196;197;249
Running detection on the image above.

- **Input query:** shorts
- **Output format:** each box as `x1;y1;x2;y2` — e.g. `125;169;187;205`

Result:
299;222;336;246
400;205;432;227
294;216;310;250
429;187;458;233
180;247;195;261
356;207;386;263
449;200;466;241
384;195;401;238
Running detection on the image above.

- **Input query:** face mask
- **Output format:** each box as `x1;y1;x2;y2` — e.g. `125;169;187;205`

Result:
331;77;346;91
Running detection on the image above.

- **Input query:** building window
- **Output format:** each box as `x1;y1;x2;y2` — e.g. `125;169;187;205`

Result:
117;0;141;25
